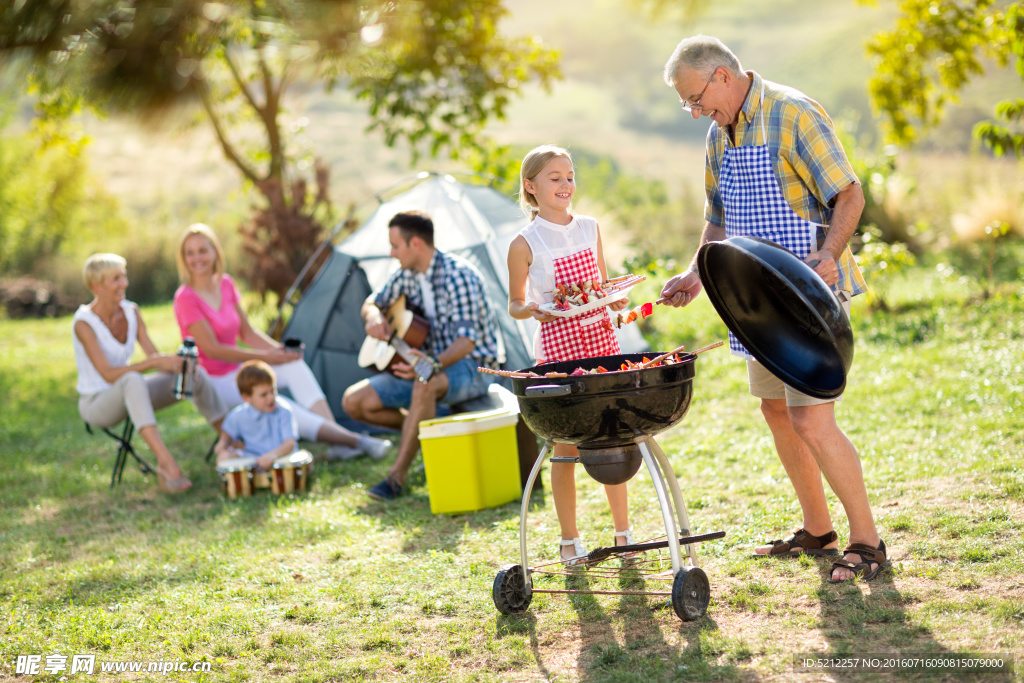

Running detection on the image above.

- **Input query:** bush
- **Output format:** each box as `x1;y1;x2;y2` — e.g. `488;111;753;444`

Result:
0;111;188;308
855;224;917;311
0;125;128;276
944;228;1024;300
0;108;237;308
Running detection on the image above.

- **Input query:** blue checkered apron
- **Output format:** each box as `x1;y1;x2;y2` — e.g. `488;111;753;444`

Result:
720;82;818;359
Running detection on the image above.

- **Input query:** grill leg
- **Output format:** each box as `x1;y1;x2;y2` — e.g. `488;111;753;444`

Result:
637;439;682;576
518;441;552;595
647;438;699;569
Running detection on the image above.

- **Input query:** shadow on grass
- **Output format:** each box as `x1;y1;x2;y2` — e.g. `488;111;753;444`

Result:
814;570;1015;682
350;474;550;559
0;425;277;575
495;611;548;679
498;566;751;683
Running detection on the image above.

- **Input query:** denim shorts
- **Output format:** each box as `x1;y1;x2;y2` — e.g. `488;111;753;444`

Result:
368;357;492;410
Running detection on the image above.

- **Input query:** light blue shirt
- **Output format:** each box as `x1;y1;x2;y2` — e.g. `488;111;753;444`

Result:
221;397;298;457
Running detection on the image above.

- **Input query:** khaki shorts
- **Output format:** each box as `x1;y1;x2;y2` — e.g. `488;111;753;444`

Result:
746;291;853;406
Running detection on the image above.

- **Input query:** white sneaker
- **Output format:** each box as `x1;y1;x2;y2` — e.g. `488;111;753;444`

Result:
326;444;362;461
359;436;392;460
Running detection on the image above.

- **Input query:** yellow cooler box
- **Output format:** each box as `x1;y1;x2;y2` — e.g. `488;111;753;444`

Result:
418;407;523;515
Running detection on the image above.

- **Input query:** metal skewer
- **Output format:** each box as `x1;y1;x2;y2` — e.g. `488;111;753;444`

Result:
639;343;689;369
639;340;725;369
691;340;725;355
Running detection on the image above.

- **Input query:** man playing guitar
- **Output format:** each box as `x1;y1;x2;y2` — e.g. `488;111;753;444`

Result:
342;210;502;501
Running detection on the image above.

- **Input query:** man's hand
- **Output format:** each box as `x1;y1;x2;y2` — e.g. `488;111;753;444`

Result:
405;348;442;382
660;269;703;308
805;250;839;287
366;315;392;342
390;361;416;380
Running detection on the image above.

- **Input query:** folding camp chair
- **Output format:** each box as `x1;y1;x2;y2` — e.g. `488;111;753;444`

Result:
85;418;156;488
204;435;219;463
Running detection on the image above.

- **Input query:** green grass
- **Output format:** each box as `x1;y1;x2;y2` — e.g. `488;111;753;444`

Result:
1;270;1023;682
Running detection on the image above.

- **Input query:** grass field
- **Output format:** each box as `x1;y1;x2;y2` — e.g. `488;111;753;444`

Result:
1;260;1022;681
3;0;1023;678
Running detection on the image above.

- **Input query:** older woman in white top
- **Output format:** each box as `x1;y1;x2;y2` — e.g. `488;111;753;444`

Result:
73;253;228;493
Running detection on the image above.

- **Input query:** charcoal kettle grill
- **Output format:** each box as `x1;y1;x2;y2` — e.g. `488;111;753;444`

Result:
491;352;725;622
492;238;858;621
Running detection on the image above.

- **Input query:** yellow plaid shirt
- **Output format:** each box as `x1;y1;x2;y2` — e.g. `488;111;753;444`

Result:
704;71;867;296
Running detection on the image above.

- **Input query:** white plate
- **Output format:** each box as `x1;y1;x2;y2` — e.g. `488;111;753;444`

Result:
538;286;631;318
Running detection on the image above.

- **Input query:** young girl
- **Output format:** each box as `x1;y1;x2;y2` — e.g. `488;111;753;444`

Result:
507;145;634;565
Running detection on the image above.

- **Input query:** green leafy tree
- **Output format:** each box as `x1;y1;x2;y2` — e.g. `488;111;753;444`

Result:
0;104;126;281
0;1;559;300
861;0;1024;157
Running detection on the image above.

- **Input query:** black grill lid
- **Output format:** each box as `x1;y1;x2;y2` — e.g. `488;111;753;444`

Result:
696;236;854;399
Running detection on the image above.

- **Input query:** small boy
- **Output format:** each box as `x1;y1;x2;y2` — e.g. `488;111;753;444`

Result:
215;360;298;472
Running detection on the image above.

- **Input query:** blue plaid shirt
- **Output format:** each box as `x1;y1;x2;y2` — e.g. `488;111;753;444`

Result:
374;250;500;368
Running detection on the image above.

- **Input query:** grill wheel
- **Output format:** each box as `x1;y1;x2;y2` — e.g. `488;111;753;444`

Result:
492;564;532;615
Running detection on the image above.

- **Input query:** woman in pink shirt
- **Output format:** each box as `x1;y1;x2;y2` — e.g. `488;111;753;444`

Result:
173;223;390;460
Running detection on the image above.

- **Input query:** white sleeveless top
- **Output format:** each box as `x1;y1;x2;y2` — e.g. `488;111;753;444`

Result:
517;213;600;357
72;300;139;395
518;214;599;306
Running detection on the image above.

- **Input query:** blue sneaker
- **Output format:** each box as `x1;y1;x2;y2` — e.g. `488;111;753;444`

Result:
367;477;403;501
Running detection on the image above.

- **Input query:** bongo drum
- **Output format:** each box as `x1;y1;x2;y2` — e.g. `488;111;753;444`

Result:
217;457;256;499
252;468;271;490
270;450;314;495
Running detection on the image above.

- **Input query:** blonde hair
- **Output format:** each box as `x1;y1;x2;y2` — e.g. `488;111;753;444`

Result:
663;34;743;87
176;223;226;286
519;145;573;219
237;360;276;397
83;253;127;291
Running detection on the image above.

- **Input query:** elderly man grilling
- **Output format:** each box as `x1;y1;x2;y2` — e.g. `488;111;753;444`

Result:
659;35;889;583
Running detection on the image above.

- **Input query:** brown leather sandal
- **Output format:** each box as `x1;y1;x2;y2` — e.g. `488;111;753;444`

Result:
752;528;840;558
828;539;891;583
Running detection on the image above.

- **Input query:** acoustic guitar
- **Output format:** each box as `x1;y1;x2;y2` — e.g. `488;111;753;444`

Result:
357;294;435;383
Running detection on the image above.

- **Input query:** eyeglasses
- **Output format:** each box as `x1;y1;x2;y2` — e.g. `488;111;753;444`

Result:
680;69;717;113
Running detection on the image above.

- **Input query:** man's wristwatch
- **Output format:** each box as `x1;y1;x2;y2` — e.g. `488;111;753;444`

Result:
429;357;443;379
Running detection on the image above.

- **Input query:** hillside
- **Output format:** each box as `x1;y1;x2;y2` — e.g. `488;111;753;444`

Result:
31;0;1024;249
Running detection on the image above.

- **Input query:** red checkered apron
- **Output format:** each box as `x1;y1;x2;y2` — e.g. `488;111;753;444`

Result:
539;248;620;362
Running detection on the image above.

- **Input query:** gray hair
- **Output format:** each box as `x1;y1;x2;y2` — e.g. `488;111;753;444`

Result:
663;35;743;87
